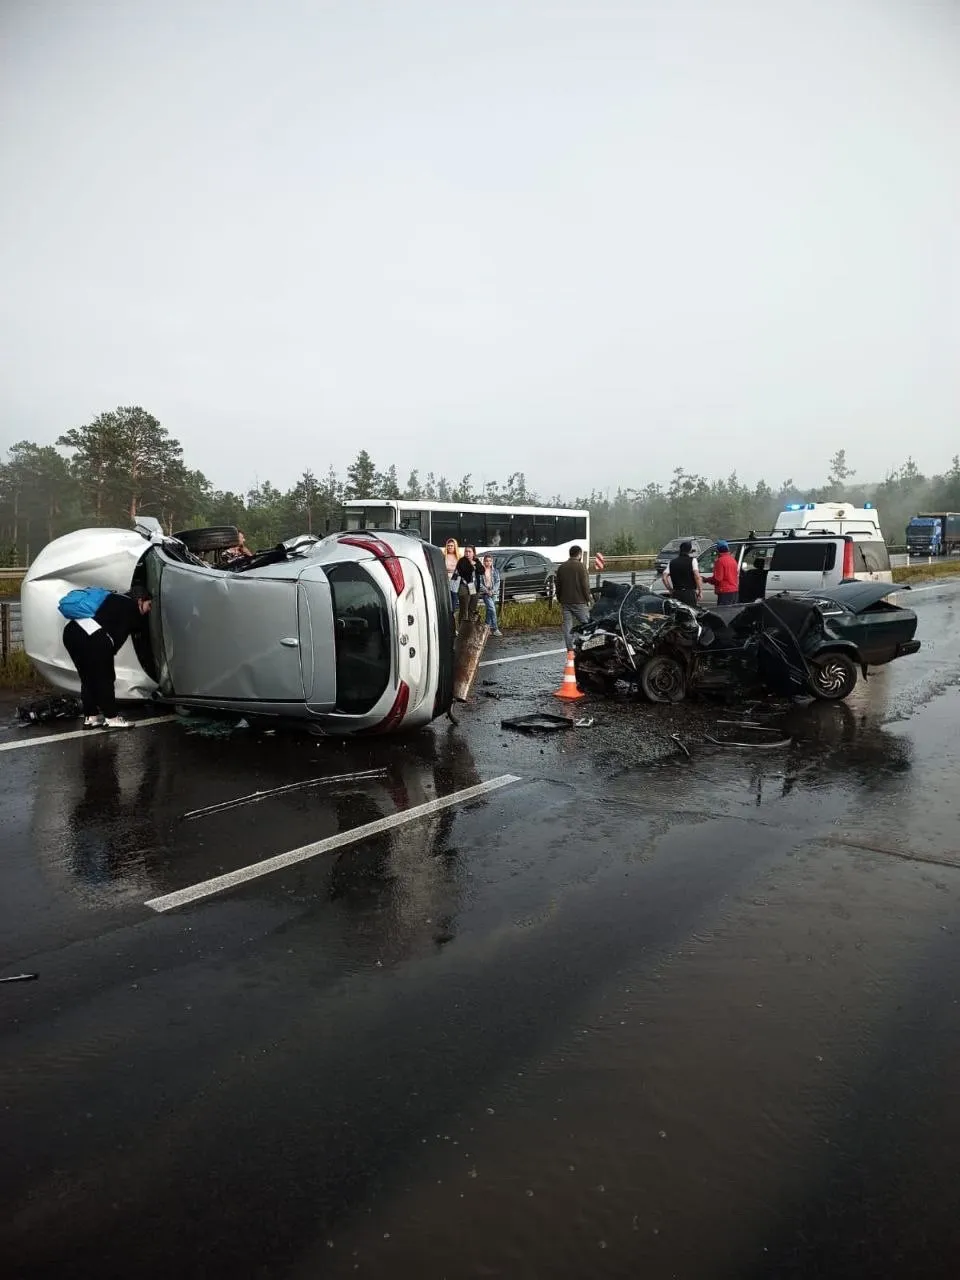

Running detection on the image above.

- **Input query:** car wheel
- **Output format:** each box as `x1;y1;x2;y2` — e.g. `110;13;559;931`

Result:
545;573;556;603
174;525;240;553
639;655;686;703
809;652;858;700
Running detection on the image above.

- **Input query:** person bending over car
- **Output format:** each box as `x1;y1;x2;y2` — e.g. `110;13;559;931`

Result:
62;591;152;729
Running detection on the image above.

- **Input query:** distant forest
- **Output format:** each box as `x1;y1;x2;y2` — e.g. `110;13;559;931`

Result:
2;405;959;563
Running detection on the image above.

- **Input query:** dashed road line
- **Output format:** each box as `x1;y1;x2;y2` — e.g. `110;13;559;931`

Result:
145;773;523;912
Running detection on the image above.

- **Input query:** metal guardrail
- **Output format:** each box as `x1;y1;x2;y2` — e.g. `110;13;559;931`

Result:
1;599;22;659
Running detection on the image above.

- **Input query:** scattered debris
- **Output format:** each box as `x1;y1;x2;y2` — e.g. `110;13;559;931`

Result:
574;717;595;727
705;731;792;749
501;713;573;734
1;973;38;984
480;690;502;700
16;695;81;726
669;733;691;757
181;768;388;820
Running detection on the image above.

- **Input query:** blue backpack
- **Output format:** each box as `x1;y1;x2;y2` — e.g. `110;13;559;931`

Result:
58;586;111;620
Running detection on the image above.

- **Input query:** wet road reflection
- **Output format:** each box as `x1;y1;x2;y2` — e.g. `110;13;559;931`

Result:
4;584;960;1278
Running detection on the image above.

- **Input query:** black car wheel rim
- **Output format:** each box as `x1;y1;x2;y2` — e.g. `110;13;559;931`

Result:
647;658;684;699
814;658;850;695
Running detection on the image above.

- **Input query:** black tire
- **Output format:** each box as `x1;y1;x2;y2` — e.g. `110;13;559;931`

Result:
809;652;858;701
639;655;686;703
173;525;240;553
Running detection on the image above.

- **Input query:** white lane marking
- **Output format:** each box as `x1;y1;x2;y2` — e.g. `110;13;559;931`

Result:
0;715;176;753
479;647;566;668
146;773;523;912
182;768;388;821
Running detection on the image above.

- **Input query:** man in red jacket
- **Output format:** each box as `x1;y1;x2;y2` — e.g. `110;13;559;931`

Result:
706;540;740;605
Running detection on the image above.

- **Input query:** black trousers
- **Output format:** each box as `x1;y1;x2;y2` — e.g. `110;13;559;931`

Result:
62;623;118;717
671;588;699;608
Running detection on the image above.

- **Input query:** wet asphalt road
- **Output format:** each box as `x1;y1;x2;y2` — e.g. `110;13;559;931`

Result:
3;582;960;1279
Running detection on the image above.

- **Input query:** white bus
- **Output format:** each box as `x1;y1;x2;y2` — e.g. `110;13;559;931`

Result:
342;499;590;563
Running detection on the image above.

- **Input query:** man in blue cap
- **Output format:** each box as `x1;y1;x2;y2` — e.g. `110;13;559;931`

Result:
705;540;740;605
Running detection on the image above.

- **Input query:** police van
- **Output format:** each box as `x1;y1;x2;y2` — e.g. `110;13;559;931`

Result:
694;504;893;605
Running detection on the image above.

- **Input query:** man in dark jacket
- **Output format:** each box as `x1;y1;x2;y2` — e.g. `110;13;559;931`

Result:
662;541;702;608
62;591;152;729
555;545;592;651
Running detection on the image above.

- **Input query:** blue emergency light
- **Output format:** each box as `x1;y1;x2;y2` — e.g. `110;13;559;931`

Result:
787;503;802;510
864;502;872;509
806;503;816;509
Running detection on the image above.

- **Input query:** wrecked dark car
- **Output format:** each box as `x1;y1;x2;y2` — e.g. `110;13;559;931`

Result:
573;582;919;703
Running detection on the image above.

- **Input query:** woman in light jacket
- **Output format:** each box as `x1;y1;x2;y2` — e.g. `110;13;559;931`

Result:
444;538;461;617
479;553;503;636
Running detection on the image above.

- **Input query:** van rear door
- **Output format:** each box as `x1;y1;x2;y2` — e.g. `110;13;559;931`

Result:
766;540;836;595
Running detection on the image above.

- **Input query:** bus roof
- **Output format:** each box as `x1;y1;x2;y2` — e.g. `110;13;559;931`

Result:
343;498;589;517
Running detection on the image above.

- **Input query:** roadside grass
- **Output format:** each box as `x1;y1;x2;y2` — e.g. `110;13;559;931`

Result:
499;599;563;630
0;650;46;692
0;579;23;598
893;561;960;584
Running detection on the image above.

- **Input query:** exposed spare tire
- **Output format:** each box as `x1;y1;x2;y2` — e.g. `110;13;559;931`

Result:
173;526;240;553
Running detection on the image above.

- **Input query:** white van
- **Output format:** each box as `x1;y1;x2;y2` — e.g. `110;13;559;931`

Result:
694;532;892;606
774;502;882;538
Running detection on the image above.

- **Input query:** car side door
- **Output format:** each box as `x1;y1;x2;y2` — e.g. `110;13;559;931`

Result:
767;541;834;595
525;553;550;596
696;545;718;605
499;555;524;601
158;559;305;701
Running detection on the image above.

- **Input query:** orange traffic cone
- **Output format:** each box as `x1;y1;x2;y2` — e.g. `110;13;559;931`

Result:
553;650;585;700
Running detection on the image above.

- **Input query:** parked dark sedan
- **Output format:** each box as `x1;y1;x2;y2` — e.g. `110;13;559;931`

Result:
487;550;557;603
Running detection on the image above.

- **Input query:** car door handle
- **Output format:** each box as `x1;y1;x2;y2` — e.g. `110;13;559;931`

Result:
280;637;299;647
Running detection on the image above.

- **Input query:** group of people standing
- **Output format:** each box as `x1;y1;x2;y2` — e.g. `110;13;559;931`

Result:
443;539;503;636
661;539;741;607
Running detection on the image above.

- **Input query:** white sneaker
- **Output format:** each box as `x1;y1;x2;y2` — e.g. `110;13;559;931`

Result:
83;715;105;729
102;716;135;730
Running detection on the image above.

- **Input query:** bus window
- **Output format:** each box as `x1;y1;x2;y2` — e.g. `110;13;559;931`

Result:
432;511;460;548
460;510;486;546
486;512;511;547
398;509;429;539
349;504;396;530
533;515;559;546
556;514;588;543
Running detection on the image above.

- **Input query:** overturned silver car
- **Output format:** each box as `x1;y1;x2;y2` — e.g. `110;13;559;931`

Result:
21;519;455;734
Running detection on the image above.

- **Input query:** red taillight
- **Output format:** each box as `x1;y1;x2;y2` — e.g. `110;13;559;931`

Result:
365;680;410;734
842;540;854;580
338;535;406;595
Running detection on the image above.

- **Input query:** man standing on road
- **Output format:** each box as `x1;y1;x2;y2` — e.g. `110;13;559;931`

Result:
662;540;702;608
555;545;592;652
705;540;739;605
62;591;152;729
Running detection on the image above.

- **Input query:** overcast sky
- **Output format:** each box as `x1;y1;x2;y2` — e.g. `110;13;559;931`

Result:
2;0;958;499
